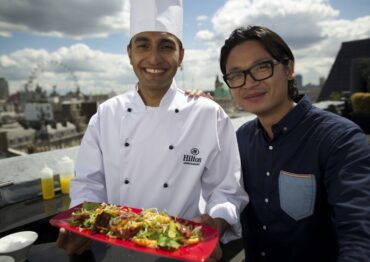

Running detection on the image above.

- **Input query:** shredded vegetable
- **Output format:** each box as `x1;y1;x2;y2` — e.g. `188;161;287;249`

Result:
71;202;202;250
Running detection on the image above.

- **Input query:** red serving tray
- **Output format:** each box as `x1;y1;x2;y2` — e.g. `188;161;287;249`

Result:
50;203;219;262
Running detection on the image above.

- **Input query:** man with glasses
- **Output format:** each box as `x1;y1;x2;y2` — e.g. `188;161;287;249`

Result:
220;25;370;261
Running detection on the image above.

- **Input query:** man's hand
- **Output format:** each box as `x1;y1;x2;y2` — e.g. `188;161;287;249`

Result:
193;214;230;261
56;227;93;256
185;90;214;100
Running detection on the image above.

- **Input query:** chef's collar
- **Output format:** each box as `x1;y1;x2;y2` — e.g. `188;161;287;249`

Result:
133;80;178;109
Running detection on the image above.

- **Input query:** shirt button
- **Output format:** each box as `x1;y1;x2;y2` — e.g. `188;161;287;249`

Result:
266;172;270;176
169;145;174;150
268;145;273;150
262;225;267;230
124;179;129;184
174;109;179;113
261;251;266;257
127;108;132;112
283;126;288;132
163;183;169;188
124;142;130;147
264;198;269;203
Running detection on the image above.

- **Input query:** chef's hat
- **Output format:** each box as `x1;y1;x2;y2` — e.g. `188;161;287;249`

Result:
130;0;183;42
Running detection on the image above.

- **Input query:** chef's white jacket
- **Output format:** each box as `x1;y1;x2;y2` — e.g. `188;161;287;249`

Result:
70;80;249;241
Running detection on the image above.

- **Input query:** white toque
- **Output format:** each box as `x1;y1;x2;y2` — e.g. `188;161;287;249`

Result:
129;0;183;41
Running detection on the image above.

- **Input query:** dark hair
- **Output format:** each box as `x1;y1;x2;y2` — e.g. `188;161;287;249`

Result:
220;25;298;100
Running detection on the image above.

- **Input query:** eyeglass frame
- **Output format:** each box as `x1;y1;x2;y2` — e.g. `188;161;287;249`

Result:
222;59;285;89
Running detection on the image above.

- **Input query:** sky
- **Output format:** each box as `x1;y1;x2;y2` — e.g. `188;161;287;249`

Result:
0;0;370;95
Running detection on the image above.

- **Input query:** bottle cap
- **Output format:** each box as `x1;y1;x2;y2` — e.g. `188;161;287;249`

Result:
58;156;74;172
41;165;53;178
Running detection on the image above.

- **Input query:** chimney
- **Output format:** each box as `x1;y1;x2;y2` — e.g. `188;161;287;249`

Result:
0;131;9;152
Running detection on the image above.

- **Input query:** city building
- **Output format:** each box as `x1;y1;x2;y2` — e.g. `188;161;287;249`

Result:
212;75;246;117
295;74;303;90
300;83;321;102
319;77;326;88
318;38;370;101
0;78;9;100
42;121;81;150
60;101;87;133
0;122;36;156
24;103;54;122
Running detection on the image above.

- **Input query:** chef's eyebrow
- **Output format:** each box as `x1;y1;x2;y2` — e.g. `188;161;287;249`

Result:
160;38;176;46
132;36;149;43
129;35;180;49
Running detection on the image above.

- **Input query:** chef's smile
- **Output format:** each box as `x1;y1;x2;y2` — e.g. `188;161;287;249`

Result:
144;68;166;75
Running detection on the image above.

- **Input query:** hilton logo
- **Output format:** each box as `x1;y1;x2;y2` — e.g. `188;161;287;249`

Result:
183;148;202;166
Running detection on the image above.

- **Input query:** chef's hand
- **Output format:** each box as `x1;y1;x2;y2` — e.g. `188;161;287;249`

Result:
185;90;214;100
57;227;93;255
192;214;230;262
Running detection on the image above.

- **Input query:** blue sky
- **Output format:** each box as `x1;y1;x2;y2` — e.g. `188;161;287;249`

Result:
0;0;370;95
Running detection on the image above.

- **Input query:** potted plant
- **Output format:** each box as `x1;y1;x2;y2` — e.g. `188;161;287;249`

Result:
350;92;370;134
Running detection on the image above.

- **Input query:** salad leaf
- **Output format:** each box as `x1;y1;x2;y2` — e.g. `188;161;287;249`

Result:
82;202;101;211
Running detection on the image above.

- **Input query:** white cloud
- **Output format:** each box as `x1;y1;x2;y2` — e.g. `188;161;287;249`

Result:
321;16;370;40
0;55;17;67
196;15;208;22
293;16;370;82
210;0;339;48
196;15;208;27
0;20;27;37
178;48;221;91
0;0;130;38
195;30;215;42
0;44;136;94
1;0;370;93
1;44;221;95
194;0;370;84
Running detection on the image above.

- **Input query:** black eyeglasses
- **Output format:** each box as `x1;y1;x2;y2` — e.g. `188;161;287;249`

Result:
223;59;283;89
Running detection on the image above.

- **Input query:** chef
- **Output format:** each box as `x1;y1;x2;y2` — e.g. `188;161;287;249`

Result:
58;0;248;259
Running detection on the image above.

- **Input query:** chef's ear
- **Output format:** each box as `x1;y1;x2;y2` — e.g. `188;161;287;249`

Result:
127;43;133;65
178;48;184;68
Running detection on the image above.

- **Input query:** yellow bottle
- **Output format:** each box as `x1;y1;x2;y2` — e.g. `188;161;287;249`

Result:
58;156;75;194
60;174;74;194
41;165;55;200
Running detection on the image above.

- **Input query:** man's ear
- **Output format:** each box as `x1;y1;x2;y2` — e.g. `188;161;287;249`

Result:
127;46;132;65
178;48;185;68
287;60;294;80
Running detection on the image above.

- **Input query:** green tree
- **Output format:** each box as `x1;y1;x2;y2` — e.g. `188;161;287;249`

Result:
359;58;370;86
329;91;342;101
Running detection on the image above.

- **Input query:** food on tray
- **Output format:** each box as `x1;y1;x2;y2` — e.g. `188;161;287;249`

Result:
70;202;202;250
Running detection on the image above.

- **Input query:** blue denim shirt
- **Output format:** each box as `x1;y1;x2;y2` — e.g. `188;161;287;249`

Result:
237;95;370;262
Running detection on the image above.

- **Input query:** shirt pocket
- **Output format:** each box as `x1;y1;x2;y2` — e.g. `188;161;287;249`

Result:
279;171;316;221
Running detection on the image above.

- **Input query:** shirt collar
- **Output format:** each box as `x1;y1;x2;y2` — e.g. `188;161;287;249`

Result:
256;95;312;139
273;95;312;138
